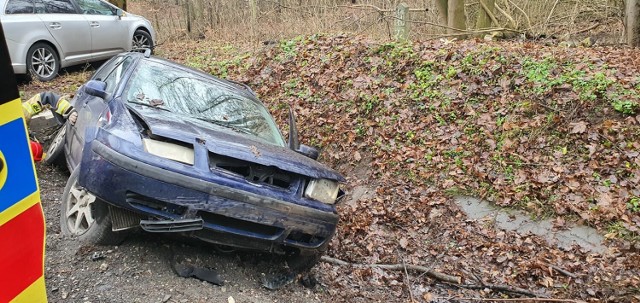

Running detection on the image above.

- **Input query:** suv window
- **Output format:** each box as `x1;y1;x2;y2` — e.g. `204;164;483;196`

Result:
5;0;34;14
41;0;75;13
75;0;114;15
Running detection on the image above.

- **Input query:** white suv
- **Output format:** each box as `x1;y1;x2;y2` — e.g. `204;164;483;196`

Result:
1;0;155;81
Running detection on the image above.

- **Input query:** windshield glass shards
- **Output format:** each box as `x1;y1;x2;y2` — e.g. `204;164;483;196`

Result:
124;61;285;146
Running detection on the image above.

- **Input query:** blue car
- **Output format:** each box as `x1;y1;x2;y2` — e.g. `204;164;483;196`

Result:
46;51;344;265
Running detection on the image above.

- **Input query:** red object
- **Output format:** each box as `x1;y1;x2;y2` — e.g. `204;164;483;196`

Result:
30;140;43;162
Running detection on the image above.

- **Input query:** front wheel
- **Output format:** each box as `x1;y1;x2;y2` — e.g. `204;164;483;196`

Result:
60;167;126;245
26;42;59;82
132;30;153;53
43;123;66;166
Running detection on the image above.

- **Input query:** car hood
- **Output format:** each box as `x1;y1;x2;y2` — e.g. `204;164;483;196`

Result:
129;105;345;182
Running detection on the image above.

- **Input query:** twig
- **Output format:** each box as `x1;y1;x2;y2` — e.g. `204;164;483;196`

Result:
321;256;546;298
385;16;523;35
337;4;427;13
569;23;601;36
458;298;580;302
479;0;501;28
507;0;532;31
320;256;461;284
544;263;577;279
458;283;540;297
544;0;560;32
494;2;517;30
401;257;415;302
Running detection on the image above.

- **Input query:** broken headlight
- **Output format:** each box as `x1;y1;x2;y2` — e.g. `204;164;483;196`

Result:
143;138;194;165
304;179;339;204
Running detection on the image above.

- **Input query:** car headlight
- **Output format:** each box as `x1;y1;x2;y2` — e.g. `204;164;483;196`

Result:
305;179;339;204
143;138;194;165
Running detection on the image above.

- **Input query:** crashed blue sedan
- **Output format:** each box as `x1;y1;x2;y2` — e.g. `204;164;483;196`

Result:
47;51;344;266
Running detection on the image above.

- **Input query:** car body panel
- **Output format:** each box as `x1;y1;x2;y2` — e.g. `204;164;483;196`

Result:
132;106;345;181
37;13;92;63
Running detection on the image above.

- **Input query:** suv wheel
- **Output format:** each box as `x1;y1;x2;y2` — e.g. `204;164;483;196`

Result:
132;30;153;53
27;42;59;82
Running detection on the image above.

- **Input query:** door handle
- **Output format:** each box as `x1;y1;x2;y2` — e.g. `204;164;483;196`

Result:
49;22;61;29
90;21;100;28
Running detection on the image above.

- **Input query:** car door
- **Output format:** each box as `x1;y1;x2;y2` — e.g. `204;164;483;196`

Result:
35;0;92;65
66;55;133;167
74;0;127;60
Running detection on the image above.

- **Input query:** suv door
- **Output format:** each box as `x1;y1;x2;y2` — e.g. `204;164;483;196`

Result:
74;0;127;60
35;0;92;65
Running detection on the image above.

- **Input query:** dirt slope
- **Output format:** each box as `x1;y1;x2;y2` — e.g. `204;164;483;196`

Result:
162;35;640;301
22;35;640;302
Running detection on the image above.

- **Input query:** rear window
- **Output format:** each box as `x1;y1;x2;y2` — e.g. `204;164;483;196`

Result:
5;0;34;14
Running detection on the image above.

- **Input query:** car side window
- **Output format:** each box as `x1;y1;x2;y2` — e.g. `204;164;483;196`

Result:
103;56;133;95
5;0;34;14
41;0;76;13
75;0;114;15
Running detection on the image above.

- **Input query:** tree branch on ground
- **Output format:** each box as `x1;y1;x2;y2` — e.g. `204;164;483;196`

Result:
320;256;546;298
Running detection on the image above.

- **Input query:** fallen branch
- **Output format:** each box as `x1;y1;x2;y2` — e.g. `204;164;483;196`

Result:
458;298;581;302
321;256;545;298
544;263;577;279
320;256;461;284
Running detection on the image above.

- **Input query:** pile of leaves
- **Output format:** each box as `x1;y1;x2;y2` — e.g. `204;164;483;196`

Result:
166;35;640;301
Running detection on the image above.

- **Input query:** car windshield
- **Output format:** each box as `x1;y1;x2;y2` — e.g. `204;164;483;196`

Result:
124;60;285;146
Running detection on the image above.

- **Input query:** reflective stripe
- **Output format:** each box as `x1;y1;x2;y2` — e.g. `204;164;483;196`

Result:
55;98;72;116
21;94;43;121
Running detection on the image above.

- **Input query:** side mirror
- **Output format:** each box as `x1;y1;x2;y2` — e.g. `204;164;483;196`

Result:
84;80;108;99
116;9;123;18
296;144;319;160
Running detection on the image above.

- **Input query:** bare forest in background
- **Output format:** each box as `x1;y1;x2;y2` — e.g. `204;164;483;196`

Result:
131;0;631;47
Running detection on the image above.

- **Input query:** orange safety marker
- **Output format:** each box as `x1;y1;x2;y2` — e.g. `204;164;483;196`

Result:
0;22;48;303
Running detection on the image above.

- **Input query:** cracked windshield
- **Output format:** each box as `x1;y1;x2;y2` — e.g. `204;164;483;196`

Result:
125;60;285;146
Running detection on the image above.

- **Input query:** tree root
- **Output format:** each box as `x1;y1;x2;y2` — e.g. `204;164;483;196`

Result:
320;256;545;298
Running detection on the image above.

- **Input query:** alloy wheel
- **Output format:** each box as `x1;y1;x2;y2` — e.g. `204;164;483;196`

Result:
31;47;56;79
64;178;96;235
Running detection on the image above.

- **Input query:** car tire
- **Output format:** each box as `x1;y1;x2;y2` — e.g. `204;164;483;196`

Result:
43;123;66;166
26;42;59;82
60;167;126;245
132;30;153;53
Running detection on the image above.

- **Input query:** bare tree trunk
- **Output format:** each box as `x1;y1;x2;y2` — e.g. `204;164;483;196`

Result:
627;0;640;46
435;0;448;34
447;0;466;36
475;0;495;30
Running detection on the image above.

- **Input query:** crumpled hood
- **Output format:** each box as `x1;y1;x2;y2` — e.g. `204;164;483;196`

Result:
130;105;345;182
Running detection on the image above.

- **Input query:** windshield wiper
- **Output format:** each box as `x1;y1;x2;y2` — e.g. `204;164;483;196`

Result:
127;100;172;112
194;117;252;135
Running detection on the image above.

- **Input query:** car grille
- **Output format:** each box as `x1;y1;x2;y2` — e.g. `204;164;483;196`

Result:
197;211;283;238
209;152;293;189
